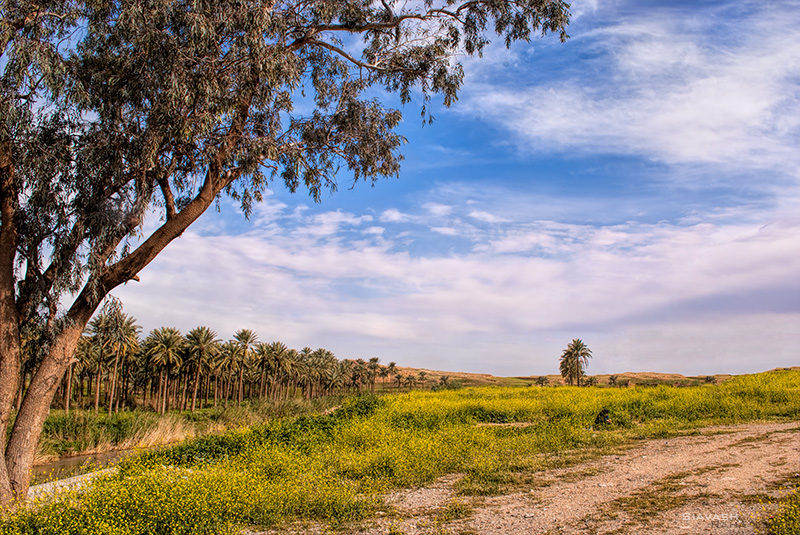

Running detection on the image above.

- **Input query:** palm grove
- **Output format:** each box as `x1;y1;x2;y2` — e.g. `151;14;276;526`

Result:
0;0;570;506
58;299;399;416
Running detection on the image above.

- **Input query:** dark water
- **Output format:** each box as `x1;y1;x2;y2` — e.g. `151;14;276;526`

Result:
32;449;134;483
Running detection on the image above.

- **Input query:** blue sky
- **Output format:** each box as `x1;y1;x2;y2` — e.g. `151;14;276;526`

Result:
116;0;800;376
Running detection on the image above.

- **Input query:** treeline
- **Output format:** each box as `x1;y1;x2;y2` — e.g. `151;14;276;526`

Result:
22;301;400;415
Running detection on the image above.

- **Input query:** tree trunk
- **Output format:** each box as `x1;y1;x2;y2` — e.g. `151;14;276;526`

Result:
5;322;85;504
143;377;150;410
237;366;243;406
259;369;266;400
78;374;84;407
64;363;74;415
157;369;165;414
94;371;102;414
180;372;189;411
191;362;202;413
107;353;119;415
164;373;171;414
213;374;218;407
0;139;21;506
122;363;129;410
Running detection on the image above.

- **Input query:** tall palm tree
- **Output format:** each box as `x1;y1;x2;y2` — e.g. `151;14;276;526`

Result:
146;327;184;413
265;341;289;401
367;357;380;393
559;338;592;386
86;314;110;413
386;362;397;388
253;342;270;400
282;348;299;400
68;336;96;413
218;340;240;405
233;329;258;406
185;326;220;412
104;312;141;413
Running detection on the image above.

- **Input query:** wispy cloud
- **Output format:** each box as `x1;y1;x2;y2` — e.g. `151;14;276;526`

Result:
462;3;800;176
116;191;800;375
468;210;510;224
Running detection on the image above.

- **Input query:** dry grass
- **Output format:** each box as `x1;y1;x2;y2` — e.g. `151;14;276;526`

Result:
131;415;197;449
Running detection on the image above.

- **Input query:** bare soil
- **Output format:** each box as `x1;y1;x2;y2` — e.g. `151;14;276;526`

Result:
378;421;800;535
263;420;800;535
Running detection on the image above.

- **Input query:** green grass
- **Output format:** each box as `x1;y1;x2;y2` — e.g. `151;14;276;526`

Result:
3;369;799;535
35;396;344;460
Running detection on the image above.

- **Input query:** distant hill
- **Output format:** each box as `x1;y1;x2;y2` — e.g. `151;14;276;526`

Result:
384;366;800;389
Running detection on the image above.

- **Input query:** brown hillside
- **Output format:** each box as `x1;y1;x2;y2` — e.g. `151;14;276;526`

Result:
387;367;748;388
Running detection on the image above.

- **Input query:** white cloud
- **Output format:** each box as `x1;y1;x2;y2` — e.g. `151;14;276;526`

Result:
570;0;600;19
423;202;453;217
295;211;373;237
380;208;413;222
462;5;800;175
115;194;800;375
430;226;460;236
468;210;510;223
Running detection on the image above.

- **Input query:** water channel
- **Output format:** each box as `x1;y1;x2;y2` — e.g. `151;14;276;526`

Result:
32;449;138;483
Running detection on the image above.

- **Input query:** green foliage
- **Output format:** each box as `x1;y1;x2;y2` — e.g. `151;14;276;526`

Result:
436;499;473;521
39;411;161;456
37;396;343;461
4;370;799;534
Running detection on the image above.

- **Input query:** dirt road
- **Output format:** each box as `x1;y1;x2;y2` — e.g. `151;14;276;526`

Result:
373;421;800;535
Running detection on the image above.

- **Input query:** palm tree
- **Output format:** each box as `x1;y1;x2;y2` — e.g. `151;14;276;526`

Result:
386;362;398;388
104;312;140;413
265;341;289;401
559;338;592;386
233;329;258;406
146;327;184;413
217;341;240;405
85;308;139;414
185;326;220;412
393;373;404;389
253;342;270;400
67;337;96;413
367;357;381;393
417;370;427;388
327;360;350;394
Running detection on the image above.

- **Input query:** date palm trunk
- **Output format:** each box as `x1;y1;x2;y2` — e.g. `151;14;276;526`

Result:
107;352;119;415
64;363;73;415
191;363;202;412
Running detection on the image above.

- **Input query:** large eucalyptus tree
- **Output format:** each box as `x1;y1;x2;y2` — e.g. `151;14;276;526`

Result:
0;0;570;504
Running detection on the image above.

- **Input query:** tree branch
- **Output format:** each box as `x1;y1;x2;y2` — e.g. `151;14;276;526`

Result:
157;175;177;220
305;39;389;72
